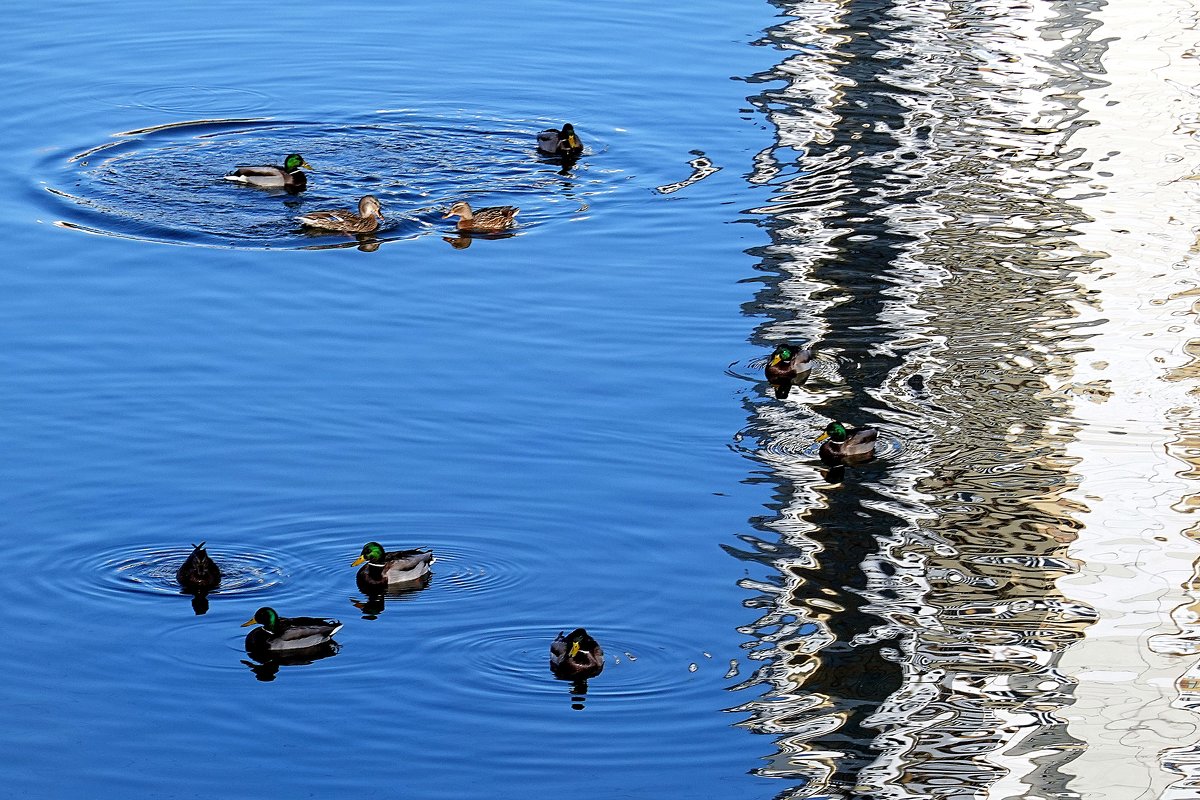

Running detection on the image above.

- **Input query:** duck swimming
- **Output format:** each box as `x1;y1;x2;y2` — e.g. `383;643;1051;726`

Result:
242;607;342;653
352;541;434;594
550;628;605;680
814;421;878;466
176;541;221;593
443;201;519;233
298;195;383;233
766;343;814;399
224;153;313;191
537;123;584;159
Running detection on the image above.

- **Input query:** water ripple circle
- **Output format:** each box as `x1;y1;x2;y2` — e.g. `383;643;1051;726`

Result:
427;623;720;705
77;544;292;602
38;112;619;250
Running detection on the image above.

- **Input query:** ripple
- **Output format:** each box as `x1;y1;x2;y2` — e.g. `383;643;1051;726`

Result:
730;425;907;463
726;351;844;386
427;623;723;709
125;85;274;116
36;112;621;250
72;543;293;604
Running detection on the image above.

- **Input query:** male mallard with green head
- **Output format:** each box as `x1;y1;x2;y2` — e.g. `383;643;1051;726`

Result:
352;541;434;594
224;153;313;191
766;343;814;399
537;123;584;159
814;421;878;466
550;628;605;680
176;541;221;593
241;607;342;653
298;195;384;233
443;201;519;233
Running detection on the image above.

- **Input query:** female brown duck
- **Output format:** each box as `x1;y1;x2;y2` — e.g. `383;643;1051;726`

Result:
443;201;519;233
298;195;383;233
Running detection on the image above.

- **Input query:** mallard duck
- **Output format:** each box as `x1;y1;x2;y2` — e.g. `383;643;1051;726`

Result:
352;541;434;593
298;195;383;233
766;343;814;399
224;153;313;191
814;421;878;466
443;201;519;233
550;628;605;680
176;541;221;592
537;123;584;159
242;607;342;653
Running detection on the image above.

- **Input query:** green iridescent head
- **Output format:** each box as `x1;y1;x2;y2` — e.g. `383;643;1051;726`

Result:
353;541;385;567
283;153;312;172
242;607;279;631
825;422;849;442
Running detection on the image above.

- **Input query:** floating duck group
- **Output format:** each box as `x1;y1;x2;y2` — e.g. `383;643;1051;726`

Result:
764;342;880;468
195;121;862;680
187;122;603;681
223;123;583;235
177;536;602;683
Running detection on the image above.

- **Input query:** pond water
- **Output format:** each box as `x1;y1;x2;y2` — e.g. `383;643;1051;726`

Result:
4;0;1200;798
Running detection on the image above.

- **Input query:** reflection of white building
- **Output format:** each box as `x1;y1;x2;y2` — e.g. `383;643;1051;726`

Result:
730;0;1200;796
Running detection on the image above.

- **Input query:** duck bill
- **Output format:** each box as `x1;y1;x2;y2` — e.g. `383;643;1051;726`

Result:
352;555;367;567
300;160;314;170
769;355;781;366
240;617;259;627
814;433;830;444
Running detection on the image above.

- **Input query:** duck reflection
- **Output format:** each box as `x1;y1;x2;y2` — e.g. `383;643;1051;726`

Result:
300;232;382;252
349;573;433;619
241;642;340;682
441;231;518;250
187;591;211;615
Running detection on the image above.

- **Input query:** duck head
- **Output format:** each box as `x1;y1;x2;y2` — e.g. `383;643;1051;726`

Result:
242;607;279;631
815;421;849;444
353;541;386;567
283;154;313;173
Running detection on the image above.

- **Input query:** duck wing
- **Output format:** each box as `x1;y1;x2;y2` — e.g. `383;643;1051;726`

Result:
225;165;286;185
537;129;561;155
275;616;343;644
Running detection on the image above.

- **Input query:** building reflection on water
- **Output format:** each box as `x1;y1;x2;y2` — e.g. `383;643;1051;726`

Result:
727;0;1127;795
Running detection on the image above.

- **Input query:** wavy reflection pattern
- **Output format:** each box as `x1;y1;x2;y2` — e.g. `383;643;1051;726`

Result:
731;0;1109;795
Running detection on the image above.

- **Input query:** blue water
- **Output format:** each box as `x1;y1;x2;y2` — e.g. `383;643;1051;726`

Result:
8;0;1200;797
3;1;781;798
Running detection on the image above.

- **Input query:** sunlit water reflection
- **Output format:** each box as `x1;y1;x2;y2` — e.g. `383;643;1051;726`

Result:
730;0;1200;796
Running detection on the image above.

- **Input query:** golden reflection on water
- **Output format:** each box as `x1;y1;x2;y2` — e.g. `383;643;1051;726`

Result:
734;0;1200;795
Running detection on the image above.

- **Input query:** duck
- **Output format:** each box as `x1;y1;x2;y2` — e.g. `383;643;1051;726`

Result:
814;421;878;466
352;541;435;594
241;607;342;653
224;153;313;191
537;123;584;159
298;195;383;233
766;343;814;399
443;201;519;233
550;628;605;680
176;541;221;593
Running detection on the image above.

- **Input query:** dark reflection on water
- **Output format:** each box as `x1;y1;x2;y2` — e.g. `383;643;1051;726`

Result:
732;0;1110;795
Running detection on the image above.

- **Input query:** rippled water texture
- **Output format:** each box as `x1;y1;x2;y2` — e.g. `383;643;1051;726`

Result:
5;0;1200;798
40;115;619;249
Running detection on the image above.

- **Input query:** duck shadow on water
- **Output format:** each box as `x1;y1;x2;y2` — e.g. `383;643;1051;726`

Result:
552;674;597;711
241;641;341;682
298;231;384;252
441;231;517;249
182;590;212;615
350;573;433;619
